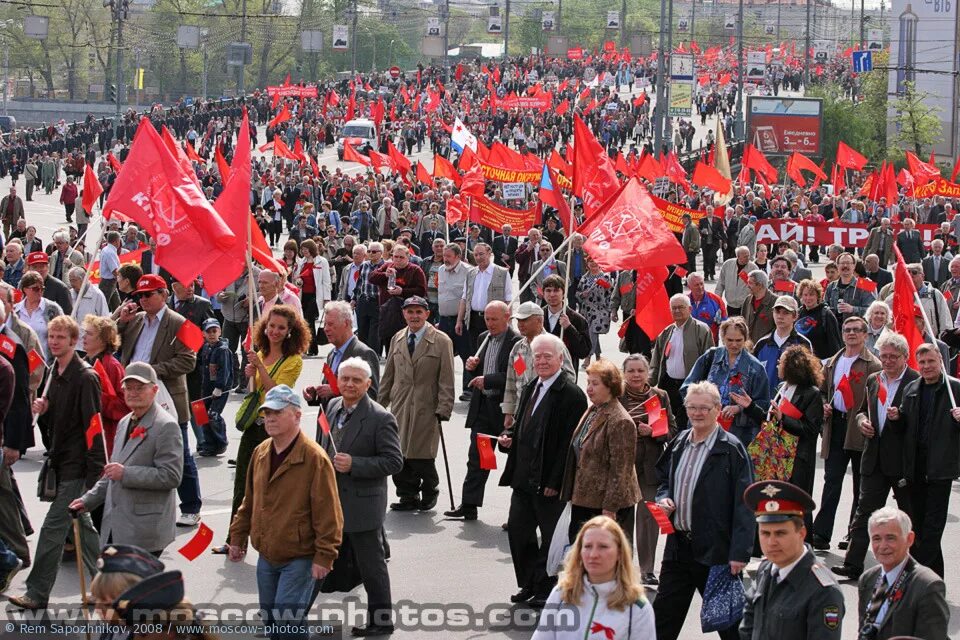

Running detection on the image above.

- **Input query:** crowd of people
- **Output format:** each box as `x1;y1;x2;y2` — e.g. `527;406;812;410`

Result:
0;50;952;640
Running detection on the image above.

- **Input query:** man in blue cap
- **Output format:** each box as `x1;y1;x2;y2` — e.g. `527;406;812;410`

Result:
740;480;845;640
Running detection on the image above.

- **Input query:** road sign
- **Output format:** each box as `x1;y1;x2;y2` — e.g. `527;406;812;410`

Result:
389;66;401;79
852;50;873;73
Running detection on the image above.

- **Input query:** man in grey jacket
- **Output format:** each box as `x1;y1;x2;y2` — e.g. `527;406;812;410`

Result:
72;362;183;554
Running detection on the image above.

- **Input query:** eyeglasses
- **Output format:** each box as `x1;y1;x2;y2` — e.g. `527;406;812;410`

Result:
842;327;865;334
685;404;716;413
24;285;42;292
138;290;160;299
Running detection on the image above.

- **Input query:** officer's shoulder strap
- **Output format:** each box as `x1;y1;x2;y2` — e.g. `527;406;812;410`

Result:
811;562;839;588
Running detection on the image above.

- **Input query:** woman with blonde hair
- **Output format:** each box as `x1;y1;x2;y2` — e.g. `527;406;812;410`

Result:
532;516;654;639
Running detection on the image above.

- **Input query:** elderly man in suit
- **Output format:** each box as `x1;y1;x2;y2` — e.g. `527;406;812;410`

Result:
445;301;521;521
498;333;587;607
922;239;950;289
304;301;380;410
895;218;925;264
317;357;402;637
71;362;184;555
380;296;455;512
856;507;948;640
48;230;85;286
864;218;895;266
492;224;518;275
653;381;755;640
650;293;715;430
116;274;202;528
832;333;918;580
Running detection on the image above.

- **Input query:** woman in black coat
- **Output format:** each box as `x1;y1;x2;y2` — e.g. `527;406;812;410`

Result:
769;344;824;540
795;279;842;359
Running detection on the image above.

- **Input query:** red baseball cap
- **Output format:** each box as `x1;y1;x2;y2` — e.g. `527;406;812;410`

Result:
25;252;49;266
135;274;167;294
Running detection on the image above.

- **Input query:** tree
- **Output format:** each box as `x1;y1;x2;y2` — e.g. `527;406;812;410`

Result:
891;81;942;157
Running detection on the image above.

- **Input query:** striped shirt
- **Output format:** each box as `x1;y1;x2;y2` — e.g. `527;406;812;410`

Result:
673;426;720;531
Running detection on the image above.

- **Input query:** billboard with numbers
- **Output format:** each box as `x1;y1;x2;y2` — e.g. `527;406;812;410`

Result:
746;96;823;156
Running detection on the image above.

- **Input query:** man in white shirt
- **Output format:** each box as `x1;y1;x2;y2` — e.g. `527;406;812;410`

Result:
436;243;471;398
457;243;512;384
257;270;302;318
98;231;122;311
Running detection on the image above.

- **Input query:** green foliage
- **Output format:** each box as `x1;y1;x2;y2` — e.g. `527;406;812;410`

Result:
891;81;942;158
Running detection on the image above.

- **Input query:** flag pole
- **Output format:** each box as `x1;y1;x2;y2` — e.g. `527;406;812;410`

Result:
913;290;957;408
559;193;576;341
246;210;257;393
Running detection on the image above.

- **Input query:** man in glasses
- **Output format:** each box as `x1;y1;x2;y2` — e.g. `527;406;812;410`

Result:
116;274;203;529
812;316;881;552
824;252;875;323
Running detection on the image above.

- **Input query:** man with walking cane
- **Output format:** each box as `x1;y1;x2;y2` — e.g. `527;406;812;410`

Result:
380;296;455;512
9;315;103;610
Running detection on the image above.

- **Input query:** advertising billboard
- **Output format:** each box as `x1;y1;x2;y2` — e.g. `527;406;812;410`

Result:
746;96;823;156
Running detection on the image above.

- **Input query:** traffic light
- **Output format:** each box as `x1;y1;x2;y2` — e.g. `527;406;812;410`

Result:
108;84;116;103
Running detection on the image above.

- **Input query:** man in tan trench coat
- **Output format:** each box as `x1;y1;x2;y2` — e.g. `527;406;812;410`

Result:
380;296;455;511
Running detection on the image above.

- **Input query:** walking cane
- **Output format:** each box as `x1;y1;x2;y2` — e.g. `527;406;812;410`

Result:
69;508;93;640
437;417;455;511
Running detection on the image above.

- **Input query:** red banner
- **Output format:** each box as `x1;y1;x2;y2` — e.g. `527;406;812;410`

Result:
912;177;960;198
650;195;706;233
86;247;146;284
476;159;542;184
497;94;553;111
567;47;584;60
469;195;540;236
266;85;319;98
755;219;939;248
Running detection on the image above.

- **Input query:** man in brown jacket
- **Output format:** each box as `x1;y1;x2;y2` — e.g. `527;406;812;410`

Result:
740;269;778;344
228;385;343;639
812;315;881;551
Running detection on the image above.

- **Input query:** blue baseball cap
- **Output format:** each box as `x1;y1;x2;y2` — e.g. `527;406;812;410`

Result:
259;384;302;411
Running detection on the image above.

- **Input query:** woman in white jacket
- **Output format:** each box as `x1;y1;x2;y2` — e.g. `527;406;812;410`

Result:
533;515;655;639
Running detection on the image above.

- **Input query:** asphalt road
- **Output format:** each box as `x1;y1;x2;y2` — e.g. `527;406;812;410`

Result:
2;100;958;640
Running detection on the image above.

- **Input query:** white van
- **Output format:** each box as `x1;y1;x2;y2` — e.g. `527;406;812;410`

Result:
336;118;378;160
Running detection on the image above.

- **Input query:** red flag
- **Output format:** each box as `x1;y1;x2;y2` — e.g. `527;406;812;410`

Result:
343;143;372;167
317;407;332;436
692;161;732;194
323;363;341;395
0;335;14;360
433;153;461;186
555;99;570;116
856;277;878;294
739;270;750;284
86;413;103;450
176;320;205;352
271;137;298;161
102;119;236;285
293;138;306;163
787;152;826;186
445;195;468;224
836;141;868;170
415;161;433;185
643;394;670;437
387;140;412;176
778;397;803;420
893;245;925;369
477;435;497;470
905;151;939;185
346;84;356;122
268;103;292;128
178;522;213;561
772;280;796;294
106;152;122;172
214;145;231;184
836;374;855;410
512;354;526;377
742;143;778;183
25;348;44;375
951;157;960;182
645;502;675;534
93;358;116;397
459;164;486;198
578;178;686;272
572;116;620;218
81;163;103;214
191;399;210;426
673;266;688;278
633;267;673;339
184;142;203;163
877;380;888;405
539;166;572;231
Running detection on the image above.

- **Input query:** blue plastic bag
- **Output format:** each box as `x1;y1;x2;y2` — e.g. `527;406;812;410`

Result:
700;564;745;632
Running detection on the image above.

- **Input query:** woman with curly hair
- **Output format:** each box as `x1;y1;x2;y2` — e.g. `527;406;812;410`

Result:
81;314;128;457
212;304;307;555
769;344;824;537
532;516;654;639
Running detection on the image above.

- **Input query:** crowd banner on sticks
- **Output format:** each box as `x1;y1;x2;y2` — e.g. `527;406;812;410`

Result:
468;195;540;236
755;219;940;248
650;195;706;233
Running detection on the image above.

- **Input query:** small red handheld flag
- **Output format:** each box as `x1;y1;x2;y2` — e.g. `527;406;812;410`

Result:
477;434;497;470
718;414;733;431
176;320;205;353
323;363;341;396
94;358;116;397
778;397;803;420
645;501;675;534
643;394;670;438
617;321;629;338
836;374;855;410
773;280;797;294
317;408;332;437
596;278;612;290
242;328;252;352
178;522;214;561
86;413;103;450
0;335;15;359
738;270;750;284
856;278;878;294
673;266;689;278
512;354;527;377
26;349;45;375
191;399;210;426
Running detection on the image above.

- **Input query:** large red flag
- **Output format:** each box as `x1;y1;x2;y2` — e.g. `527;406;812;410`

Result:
892;245;925;369
742;144;778;183
578;178;686;272
415;161;433;185
387;140;412;176
905;151;939;186
271;137;299;161
433;153;461;186
787;152;826;186
214;145;231;184
184;141;203;163
102;119;236;285
836;141;868;170
267;103;292;128
81;163;103;214
572;116;620;218
343;143;372;166
633;266;673;338
459;164;486;197
692;162;732;194
106;152;122;172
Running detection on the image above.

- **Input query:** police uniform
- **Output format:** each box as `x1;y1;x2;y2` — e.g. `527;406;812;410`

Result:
740;481;845;640
95;545;165;640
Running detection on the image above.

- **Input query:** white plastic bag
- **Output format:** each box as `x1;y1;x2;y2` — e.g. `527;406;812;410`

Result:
546;502;572;577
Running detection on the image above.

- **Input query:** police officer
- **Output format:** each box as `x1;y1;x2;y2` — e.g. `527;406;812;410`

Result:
740;480;845;640
90;545;165;640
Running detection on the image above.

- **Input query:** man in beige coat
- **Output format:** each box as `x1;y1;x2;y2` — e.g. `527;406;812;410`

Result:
380;296;455;511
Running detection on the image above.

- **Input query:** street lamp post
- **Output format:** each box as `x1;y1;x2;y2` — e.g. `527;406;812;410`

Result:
388;39;395;66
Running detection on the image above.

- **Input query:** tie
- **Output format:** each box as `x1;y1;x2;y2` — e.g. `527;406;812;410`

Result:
407;333;416;356
865;575;889;623
520;381;543;428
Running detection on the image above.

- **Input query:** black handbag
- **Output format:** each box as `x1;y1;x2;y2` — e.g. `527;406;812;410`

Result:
37;425;57;502
320;536;362;593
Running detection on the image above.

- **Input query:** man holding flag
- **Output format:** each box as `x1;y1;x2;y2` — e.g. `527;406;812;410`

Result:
9;316;102;610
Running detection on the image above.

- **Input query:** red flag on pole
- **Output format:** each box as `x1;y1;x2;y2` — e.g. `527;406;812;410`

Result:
343;143;372;166
178;522;214;561
184;142;203;163
81;163;103;214
572;115;620;218
645;502;675;534
692;161;732;194
86;413;103;450
892;245;925;369
322;363;341;395
26;349;45;375
214;145;231;184
268;103;292;129
317;407;332;436
836;374;855;410
106;152;122;172
190;399;210;426
477;435;497;470
175;320;205;352
836;141;868;170
778;397;803;420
